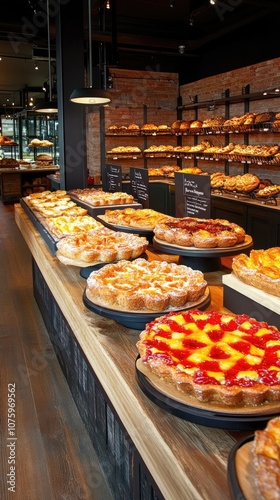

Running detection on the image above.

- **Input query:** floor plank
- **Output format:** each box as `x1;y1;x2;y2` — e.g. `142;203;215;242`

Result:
0;203;113;500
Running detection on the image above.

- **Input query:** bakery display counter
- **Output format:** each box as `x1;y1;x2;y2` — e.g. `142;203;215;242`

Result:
0;166;59;203
15;203;258;499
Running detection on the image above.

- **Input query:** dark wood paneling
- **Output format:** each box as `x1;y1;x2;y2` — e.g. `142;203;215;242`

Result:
33;260;164;500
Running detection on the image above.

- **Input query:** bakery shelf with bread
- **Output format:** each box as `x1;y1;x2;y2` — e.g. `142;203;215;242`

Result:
106;123;173;136
28;138;54;148
171;113;280;136
210;172;280;203
106;146;143;159
106;124;141;136
106;114;280;139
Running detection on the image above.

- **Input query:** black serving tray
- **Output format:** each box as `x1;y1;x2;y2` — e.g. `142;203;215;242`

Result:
136;362;277;430
69;195;142;217
83;287;211;330
20;198;57;254
153;235;253;272
96;214;154;243
227;435;254;500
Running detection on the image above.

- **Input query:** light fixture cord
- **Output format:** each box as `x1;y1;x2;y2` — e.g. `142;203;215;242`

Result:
47;0;52;100
88;0;93;88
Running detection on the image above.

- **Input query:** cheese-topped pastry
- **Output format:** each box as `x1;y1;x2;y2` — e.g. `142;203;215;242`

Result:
86;259;207;311
56;228;149;267
104;208;171;230
44;215;103;238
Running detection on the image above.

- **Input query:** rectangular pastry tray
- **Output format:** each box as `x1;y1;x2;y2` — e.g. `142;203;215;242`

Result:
20;198;57;254
223;273;280;329
69;195;142;217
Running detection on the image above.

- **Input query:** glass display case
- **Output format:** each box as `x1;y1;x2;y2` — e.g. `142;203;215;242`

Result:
13;110;59;163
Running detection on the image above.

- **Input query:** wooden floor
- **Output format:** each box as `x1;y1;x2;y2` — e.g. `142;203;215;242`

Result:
0;203;113;500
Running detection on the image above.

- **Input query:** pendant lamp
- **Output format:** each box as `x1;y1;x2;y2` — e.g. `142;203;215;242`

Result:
69;0;111;105
34;0;58;113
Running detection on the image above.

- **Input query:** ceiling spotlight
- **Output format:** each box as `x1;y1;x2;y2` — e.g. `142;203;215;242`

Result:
170;0;175;7
34;62;39;70
106;0;110;8
210;0;216;4
178;45;185;55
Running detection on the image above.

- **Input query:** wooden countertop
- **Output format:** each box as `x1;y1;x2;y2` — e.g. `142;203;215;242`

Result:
14;204;251;500
0;167;59;174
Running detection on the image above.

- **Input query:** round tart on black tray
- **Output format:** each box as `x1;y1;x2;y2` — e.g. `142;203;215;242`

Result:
83;259;210;329
153;216;246;249
136;308;280;416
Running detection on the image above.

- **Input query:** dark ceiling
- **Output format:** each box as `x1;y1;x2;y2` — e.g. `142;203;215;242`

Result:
0;0;280;113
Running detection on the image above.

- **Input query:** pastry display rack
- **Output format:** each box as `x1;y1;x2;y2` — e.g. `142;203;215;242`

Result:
211;186;280;206
105;150;143;160
177;85;280;176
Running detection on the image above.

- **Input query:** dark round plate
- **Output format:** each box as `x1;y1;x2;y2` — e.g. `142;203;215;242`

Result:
83;288;211;329
153;235;253;272
153;234;253;257
136;363;275;430
227;435;255;500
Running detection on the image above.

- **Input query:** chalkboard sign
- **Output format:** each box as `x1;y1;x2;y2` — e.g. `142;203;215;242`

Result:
105;164;122;192
130;167;149;208
175;172;211;218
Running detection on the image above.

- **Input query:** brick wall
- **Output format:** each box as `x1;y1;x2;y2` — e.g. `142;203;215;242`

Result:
86;68;179;176
180;57;280;106
86;59;280;184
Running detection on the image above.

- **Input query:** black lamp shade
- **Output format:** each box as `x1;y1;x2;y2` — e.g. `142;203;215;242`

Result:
34;100;58;113
69;88;111;105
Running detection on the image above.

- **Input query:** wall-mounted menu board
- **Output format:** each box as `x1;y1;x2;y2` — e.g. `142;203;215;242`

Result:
105;164;122;192
175;173;211;218
130;167;149;208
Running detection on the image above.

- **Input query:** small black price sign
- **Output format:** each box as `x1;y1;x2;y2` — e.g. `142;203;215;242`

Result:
105;164;122;192
130;167;149;207
175;172;211;218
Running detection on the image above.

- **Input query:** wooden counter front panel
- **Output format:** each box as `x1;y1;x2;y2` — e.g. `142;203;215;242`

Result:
32;260;162;500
